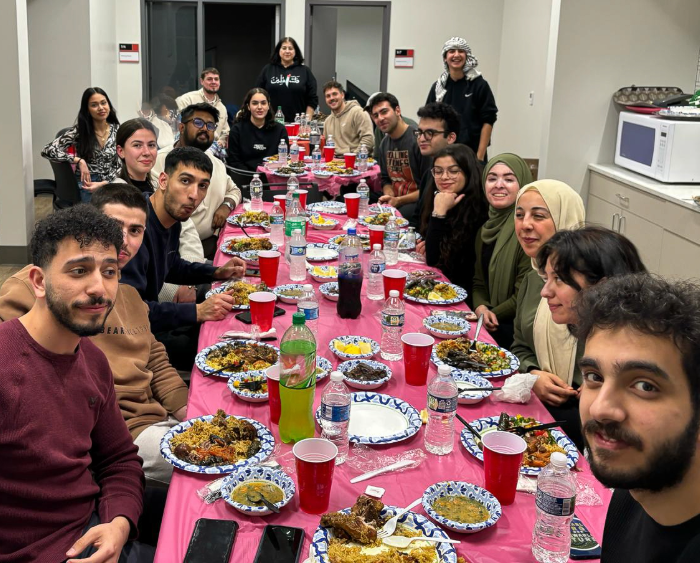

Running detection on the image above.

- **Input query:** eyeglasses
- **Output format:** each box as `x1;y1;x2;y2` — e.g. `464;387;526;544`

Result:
431;166;462;178
414;128;447;141
183;117;218;131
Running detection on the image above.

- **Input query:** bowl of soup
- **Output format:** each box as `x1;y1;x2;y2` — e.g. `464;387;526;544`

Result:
422;315;470;339
422;481;501;533
221;466;295;516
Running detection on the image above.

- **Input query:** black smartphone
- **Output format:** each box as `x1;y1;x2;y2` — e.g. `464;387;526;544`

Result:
570;516;602;560
183;518;238;563
252;525;304;563
235;306;286;324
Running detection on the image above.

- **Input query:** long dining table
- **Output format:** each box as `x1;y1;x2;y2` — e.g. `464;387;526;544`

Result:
153;202;612;563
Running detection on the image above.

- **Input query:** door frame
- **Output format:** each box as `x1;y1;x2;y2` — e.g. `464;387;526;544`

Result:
141;0;286;100
304;0;391;92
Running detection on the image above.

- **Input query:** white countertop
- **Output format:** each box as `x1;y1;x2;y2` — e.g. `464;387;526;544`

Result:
588;163;700;213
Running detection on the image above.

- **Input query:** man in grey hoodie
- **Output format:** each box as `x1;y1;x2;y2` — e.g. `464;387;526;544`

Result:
323;80;374;157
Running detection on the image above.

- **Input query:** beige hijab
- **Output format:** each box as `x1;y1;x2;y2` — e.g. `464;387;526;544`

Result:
515;180;585;385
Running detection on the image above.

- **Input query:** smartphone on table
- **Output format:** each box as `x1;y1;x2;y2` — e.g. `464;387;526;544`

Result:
253;525;305;563
183;518;239;563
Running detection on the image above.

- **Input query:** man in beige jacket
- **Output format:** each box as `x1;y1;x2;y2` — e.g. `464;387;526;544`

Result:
0;184;189;484
322;80;374;157
176;67;229;146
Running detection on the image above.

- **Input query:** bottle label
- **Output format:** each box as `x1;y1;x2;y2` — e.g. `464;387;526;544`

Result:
535;488;576;517
427;393;457;414
382;312;404;327
384;231;399;243
290;245;306;257
271;215;284;225
370;262;386;274
285;221;306;237
321;402;350;423
299;305;319;320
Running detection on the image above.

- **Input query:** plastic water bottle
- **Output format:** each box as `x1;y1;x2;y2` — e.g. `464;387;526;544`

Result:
309;120;321;151
278;138;288;165
424;365;458;455
325;135;335;161
337;227;363;319
294;113;301;131
357;143;369;172
269;199;284;246
367;244;386;301
383;215;400;266
275;106;285;125
320;371;351;465
405;227;417;250
249;174;264;212
379;290;404;360
532;452;577;563
289;229;307;282
297;284;319;338
300;114;308;136
286;173;299;210
357;179;370;218
312;145;322;172
290;139;300;163
284;192;306;263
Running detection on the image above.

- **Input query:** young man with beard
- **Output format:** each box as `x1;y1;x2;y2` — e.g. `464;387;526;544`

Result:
152;103;241;259
575;274;700;562
322;80;374;157
176;67;229;147
0;184;189;484
0;206;152;562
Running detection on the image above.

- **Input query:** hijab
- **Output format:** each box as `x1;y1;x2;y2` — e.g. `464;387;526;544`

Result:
516;180;585;385
434;37;481;103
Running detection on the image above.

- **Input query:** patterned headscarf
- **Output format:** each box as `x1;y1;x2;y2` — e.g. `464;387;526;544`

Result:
435;37;481;102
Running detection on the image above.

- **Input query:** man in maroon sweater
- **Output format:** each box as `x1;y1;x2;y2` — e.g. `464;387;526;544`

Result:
0;206;151;562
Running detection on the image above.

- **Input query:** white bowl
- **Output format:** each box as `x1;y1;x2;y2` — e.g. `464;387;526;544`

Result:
309;214;339;230
454;372;492;405
221;466;295;516
329;335;379;359
337;360;392;390
319;282;339;301
422;315;471;339
422;481;502;534
227;374;268;403
308;265;338;283
273;284;305;304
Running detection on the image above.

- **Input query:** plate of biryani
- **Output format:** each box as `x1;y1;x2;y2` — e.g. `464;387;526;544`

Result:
204;280;268;306
227;211;270;227
328;234;372;251
358;213;409;228
311;494;456;563
195;340;279;378
159;409;274;474
404;279;467;305
431;338;519;378
459;414;579;476
220;236;276;256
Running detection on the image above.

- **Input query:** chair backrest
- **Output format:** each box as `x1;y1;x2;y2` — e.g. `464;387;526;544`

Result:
50;161;81;208
261;182;321;204
56;127;72;138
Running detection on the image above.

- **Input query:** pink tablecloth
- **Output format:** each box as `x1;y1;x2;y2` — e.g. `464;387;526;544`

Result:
257;164;382;197
154;203;611;563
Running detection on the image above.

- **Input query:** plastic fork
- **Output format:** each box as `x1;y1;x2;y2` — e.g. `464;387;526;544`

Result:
377;498;422;539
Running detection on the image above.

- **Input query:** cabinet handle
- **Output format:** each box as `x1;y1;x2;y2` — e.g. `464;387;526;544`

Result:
620;215;626;234
615;192;630;205
612;213;619;232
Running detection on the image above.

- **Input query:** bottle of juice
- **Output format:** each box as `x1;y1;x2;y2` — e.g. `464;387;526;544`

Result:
279;312;317;443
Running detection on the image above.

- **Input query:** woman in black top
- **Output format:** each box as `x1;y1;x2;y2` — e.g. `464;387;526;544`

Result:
416;144;489;304
227;88;289;171
115;118;158;192
255;37;318;122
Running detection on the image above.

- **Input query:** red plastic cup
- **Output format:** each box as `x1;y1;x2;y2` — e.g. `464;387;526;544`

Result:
298;146;306;161
285;123;295;137
296;189;308;209
258;250;281;287
344;193;360;220
323;146;336;163
382;269;408;299
344;153;357;169
266;364;281;424
293;123;300;136
273;194;287;217
293;438;338;514
401;333;435;386
249;291;277;332
482;431;527;505
368;225;385;249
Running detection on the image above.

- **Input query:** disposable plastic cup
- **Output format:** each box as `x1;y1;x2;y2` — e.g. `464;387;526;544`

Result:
298;146;306;160
273;194;287;217
482;431;527;505
249;291;277;332
344;153;357;169
258;250;281;287
382;269;408;299
266;364;281;424
293;123;300;136
296;189;308;209
293;438;338;514
368;225;385;249
285;123;295;137
401;333;434;386
323;146;336;163
344;193;361;220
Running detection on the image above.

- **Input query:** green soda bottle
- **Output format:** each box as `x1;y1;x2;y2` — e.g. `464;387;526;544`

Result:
279;312;317;443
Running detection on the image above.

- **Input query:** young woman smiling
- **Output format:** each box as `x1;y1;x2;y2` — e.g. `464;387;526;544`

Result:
115;118;158;193
471;153;533;347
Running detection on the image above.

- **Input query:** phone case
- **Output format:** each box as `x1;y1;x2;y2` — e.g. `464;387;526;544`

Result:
235;306;286;324
570;516;602;560
183;518;239;563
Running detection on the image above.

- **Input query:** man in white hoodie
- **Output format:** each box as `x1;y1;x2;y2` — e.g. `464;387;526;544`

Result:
322;80;374;157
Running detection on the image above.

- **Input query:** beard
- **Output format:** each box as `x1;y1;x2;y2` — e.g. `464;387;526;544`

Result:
583;415;700;492
184;129;213;151
45;282;114;337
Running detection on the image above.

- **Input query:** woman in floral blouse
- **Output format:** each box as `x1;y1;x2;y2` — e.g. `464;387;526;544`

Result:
42;87;120;202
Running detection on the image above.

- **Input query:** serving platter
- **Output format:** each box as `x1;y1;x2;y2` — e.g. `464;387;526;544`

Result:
431;341;520;379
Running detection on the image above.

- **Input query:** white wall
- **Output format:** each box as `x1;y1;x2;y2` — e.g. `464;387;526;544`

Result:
335;6;383;97
89;0;118;105
490;0;552;160
541;0;700;193
115;0;143;119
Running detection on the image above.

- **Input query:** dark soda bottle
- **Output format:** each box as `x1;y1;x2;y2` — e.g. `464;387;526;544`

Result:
337;227;363;319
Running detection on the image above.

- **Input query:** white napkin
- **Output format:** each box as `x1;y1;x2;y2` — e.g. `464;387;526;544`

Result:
492;373;539;403
219;327;277;340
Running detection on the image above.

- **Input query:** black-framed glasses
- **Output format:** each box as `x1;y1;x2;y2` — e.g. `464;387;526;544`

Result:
431;166;462;178
414;128;447;141
183;117;218;131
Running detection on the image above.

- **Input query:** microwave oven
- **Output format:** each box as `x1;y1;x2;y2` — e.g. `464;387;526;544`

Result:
614;111;700;183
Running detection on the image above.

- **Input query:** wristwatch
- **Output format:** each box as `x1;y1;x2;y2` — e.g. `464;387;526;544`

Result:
431;212;446;219
223;200;233;210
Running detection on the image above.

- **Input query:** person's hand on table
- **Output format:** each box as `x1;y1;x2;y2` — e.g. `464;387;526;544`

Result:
213;257;245;280
212;203;231;229
531;370;578;406
415;240;426;256
475;305;499;331
65;515;130;563
433;192;464;216
173;285;196;303
197;292;234;322
378;194;400;208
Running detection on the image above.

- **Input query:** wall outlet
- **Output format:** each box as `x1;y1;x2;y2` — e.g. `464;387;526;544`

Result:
529;91;535;106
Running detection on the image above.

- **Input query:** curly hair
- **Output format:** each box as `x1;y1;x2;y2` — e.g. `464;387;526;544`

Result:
76;87;119;163
574;274;700;411
31;204;123;269
417;102;461;137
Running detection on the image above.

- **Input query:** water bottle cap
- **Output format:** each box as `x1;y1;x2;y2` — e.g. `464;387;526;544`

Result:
303;284;313;291
437;365;452;376
550;451;568;467
373;244;381;250
348;227;356;235
293;192;300;198
330;371;344;382
291;312;306;325
389;290;399;297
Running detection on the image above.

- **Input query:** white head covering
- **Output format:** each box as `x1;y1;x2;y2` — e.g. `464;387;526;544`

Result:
434;37;481;102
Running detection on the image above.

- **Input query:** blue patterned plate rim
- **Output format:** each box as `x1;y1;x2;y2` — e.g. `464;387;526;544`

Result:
306;201;347;215
220;466;295;513
318;282;339;297
431;341;520;379
404;283;468;305
453;372;493;399
315;356;333;381
329;335;380;359
337;359;392;386
422;480;502;533
219;237;277;256
195;340;280;378
306;243;340;262
226;213;270;227
273;284;306;300
422;315;471;335
227;374;268;400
